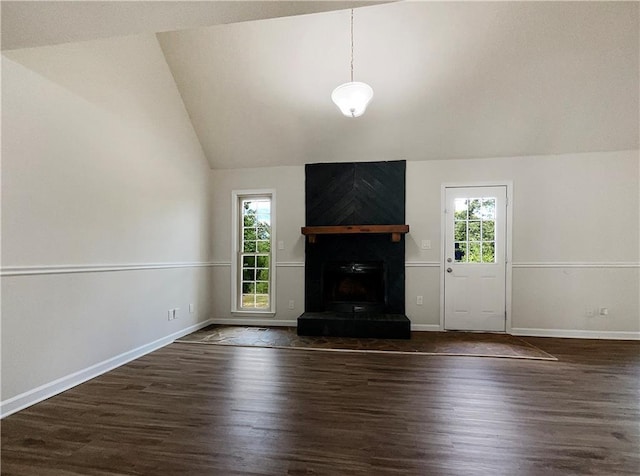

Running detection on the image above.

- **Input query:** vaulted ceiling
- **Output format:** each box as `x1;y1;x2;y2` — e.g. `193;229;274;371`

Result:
3;1;639;170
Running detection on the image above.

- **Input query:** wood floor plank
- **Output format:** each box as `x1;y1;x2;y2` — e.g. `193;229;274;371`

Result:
1;338;639;475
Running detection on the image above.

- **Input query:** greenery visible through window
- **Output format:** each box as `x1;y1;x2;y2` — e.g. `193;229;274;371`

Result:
240;197;271;309
454;198;496;263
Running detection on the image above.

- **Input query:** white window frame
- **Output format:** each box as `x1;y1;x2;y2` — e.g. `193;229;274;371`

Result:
231;189;276;315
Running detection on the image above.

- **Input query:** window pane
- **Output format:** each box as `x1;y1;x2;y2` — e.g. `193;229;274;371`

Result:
256;282;269;294
243;241;256;252
256;226;270;240
255;200;270;214
256;255;269;268
257;241;271;252
243;228;257;241
468;242;481;262
254;295;269;309
482;220;495;241
242;294;256;307
455;242;467;262
468;221;481;241
243;215;256;227
468;199;482;219
242;256;255;268
242;282;255;293
482;242;495;263
257;268;270;281
256;214;270;226
242;269;255;281
454;221;467;241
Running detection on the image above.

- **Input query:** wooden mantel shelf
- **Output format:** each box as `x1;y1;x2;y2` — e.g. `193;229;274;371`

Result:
301;225;409;243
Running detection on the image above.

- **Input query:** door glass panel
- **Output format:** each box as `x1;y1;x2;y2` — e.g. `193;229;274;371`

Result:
468;221;481;240
455;221;467;241
454;199;468;220
455;242;467;262
452;197;497;264
482;199;496;219
468;242;481;262
482;242;495;262
468;199;482;219
482;220;495;241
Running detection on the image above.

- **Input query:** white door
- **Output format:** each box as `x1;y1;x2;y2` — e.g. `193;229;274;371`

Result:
444;186;507;331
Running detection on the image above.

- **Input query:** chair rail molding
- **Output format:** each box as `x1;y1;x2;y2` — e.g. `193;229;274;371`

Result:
512;262;639;268
1;261;219;276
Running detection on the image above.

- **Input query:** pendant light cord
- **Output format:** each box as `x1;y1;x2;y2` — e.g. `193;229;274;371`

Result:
350;8;354;82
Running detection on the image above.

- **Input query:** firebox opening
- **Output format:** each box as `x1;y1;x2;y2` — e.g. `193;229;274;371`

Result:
322;261;386;313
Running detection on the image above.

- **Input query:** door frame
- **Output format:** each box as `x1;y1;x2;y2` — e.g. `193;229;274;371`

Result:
439;181;514;333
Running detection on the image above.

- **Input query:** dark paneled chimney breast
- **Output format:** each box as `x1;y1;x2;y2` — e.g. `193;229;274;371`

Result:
298;160;410;339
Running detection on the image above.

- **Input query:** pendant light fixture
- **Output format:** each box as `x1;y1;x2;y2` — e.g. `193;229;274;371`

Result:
331;9;373;118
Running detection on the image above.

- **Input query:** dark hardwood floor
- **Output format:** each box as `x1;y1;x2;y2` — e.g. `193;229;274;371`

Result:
2;337;639;475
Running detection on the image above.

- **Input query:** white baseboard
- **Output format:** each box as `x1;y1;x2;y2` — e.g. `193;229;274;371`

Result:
411;324;442;331
0;318;214;419
210;318;297;327
511;327;640;340
211;320;443;331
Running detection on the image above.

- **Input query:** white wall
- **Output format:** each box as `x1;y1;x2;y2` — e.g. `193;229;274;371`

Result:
1;34;213;413
210;151;639;336
405;151;639;336
210;166;305;323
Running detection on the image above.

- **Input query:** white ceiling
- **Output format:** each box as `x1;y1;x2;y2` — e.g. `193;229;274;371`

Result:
3;1;639;170
1;1;389;50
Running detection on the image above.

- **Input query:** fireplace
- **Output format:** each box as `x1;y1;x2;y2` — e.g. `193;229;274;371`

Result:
323;261;385;313
297;160;410;339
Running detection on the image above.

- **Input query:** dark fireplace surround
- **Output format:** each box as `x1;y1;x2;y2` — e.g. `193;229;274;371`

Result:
323;260;385;314
298;160;410;338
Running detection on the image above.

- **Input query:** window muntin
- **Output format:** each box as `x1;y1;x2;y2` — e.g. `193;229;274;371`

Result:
239;197;272;310
454;197;496;263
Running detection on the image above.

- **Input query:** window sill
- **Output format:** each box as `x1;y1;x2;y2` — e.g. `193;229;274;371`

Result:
231;310;276;317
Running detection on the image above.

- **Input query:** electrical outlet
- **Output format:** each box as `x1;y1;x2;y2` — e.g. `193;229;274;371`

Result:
189;303;195;313
417;296;423;305
168;310;173;321
288;300;295;310
421;240;431;250
278;241;285;250
599;307;609;316
173;308;180;319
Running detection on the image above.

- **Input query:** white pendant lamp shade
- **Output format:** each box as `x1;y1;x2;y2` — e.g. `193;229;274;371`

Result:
332;9;373;118
331;81;374;118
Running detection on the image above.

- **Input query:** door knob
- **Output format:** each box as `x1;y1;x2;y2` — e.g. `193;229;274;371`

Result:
446;268;453;273
447;258;452;263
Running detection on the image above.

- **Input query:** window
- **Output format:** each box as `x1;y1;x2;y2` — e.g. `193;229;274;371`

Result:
232;191;275;313
453;197;496;263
